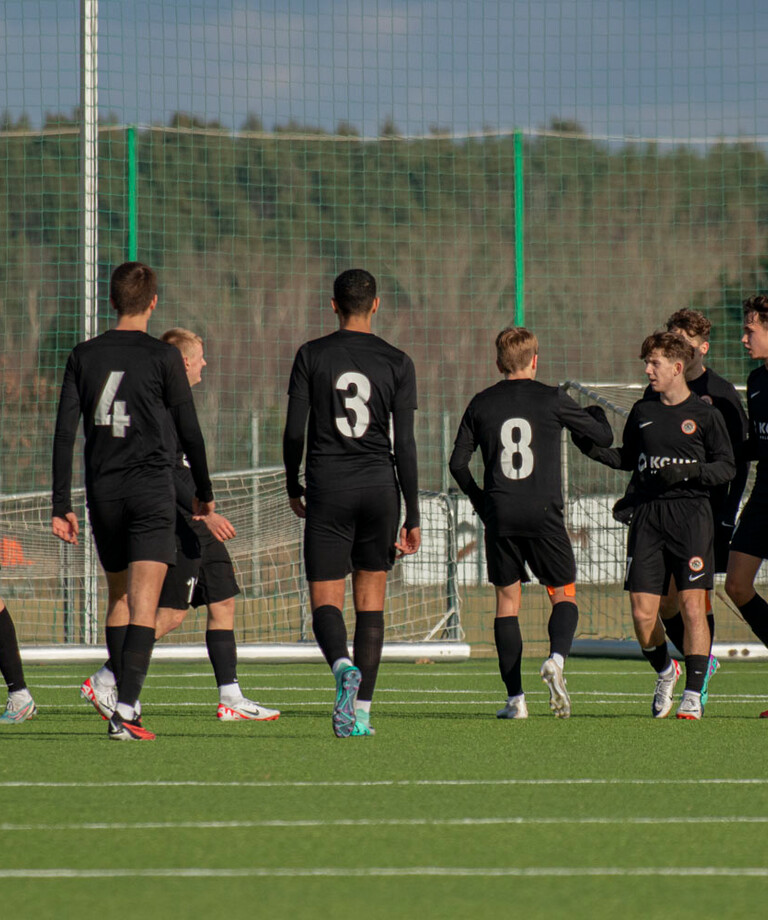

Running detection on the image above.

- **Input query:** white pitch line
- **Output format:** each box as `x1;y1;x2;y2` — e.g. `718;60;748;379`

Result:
30;668;768;681
32;685;518;694
52;696;768;707
37;669;672;679
0;866;766;879
1;815;767;832
0;778;766;789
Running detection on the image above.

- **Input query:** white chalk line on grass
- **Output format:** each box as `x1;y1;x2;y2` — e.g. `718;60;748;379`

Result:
1;778;766;789
0;866;767;879
2;815;768;832
43;697;768;710
33;684;768;702
32;684;630;693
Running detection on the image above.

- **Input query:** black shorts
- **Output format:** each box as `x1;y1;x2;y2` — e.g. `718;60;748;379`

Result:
485;527;576;588
158;516;240;610
304;486;399;582
625;498;714;594
730;494;768;560
88;492;176;573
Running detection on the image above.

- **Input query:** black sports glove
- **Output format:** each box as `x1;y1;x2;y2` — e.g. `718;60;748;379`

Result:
653;460;701;490
612;494;636;525
584;404;608;425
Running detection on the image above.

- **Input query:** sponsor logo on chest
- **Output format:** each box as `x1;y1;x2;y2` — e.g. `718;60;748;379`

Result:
637;454;698;473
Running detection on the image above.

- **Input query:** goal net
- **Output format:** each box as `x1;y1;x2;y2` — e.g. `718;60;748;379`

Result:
2;469;466;660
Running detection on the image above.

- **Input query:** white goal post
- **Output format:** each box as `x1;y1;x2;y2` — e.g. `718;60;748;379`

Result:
1;469;469;662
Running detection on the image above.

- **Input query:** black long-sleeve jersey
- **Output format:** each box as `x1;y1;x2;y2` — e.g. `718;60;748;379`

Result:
449;379;613;536
744;365;768;499
52;329;213;516
283;329;420;528
164;415;197;521
589;392;735;501
642;368;749;524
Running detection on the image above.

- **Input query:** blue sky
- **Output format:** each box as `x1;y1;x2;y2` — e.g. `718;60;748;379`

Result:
3;0;768;139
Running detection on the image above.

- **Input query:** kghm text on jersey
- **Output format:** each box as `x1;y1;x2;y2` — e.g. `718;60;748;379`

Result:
637;454;699;473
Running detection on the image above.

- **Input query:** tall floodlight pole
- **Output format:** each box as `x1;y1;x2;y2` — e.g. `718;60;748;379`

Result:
80;0;99;642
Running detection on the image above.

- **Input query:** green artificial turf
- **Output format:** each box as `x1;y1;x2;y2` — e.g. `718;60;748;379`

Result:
1;658;767;919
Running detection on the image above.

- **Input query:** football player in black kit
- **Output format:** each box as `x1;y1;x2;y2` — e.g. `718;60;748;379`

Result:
449;327;613;719
80;328;279;723
575;332;735;720
283;269;420;737
641;310;749;707
0;598;36;724
725;295;768;718
52;262;216;740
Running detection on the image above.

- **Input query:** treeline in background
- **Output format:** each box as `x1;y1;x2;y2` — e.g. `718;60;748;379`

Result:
2;113;767;494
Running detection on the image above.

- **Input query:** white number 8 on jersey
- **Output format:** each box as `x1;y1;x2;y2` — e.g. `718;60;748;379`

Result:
335;371;371;438
500;417;534;480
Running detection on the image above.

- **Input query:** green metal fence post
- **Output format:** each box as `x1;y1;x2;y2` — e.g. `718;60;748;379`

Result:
127;125;138;260
514;130;525;326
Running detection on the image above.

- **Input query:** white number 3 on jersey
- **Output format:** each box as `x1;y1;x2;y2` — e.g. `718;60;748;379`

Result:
95;371;131;438
335;371;371;438
500;417;534;479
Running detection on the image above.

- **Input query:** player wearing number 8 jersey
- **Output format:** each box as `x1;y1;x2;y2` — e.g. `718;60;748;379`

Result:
283;269;420;737
449;327;613;719
51;262;215;740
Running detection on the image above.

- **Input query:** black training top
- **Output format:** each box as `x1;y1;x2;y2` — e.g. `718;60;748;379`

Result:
163;413;196;519
283;329;420;527
745;364;768;498
52;329;213;516
449;379;613;536
590;392;735;502
642;368;749;524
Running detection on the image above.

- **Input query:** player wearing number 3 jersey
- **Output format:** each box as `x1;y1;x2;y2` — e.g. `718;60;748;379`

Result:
450;327;612;719
51;262;215;740
283;269;420;737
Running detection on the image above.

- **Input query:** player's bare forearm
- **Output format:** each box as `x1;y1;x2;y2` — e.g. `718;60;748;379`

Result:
51;512;79;545
195;510;236;542
395;525;420;558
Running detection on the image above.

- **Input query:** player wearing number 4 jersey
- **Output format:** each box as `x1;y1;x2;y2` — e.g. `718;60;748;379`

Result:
52;262;216;740
450;327;613;719
80;328;279;724
283;269;420;737
574;332;735;720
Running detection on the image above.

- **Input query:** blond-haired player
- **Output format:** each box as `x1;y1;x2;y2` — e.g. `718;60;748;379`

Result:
450;327;612;719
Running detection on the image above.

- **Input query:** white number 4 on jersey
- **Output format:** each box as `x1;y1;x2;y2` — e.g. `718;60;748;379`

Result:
95;370;132;438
